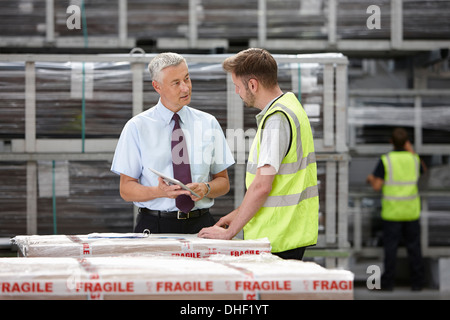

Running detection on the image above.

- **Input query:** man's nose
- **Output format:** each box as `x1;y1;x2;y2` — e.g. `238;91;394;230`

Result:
180;81;190;92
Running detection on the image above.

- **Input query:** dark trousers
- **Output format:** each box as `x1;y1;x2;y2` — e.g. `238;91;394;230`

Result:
272;247;306;261
381;220;424;289
134;210;215;234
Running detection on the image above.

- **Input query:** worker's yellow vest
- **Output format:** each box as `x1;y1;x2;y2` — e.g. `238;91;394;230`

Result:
381;151;421;221
244;92;319;252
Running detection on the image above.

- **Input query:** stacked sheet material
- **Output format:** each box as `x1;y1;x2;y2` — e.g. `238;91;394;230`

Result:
0;61;325;139
3;0;449;43
0;254;354;300
11;233;272;259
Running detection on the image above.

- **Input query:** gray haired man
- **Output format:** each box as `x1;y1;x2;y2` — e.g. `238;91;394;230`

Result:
111;52;234;234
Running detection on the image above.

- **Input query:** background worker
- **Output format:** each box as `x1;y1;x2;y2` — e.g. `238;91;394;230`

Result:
111;52;234;234
199;48;319;260
367;127;426;291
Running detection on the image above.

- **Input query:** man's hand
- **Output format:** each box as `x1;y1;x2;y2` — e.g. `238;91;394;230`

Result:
198;225;233;240
157;177;190;199
185;182;208;201
366;174;383;192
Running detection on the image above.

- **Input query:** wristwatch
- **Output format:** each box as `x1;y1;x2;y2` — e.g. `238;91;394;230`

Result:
204;182;211;197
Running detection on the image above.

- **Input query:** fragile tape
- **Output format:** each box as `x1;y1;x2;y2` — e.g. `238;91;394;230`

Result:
0;278;353;297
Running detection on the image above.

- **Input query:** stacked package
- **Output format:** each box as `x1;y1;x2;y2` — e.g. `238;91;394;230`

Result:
0;61;324;139
6;233;354;300
348;96;450;145
0;254;353;300
0;161;133;238
12;233;271;258
2;0;449;46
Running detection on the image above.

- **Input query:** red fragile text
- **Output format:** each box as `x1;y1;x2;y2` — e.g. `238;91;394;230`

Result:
73;281;134;293
171;252;201;258
82;243;91;255
235;280;291;292
1;281;53;293
230;250;267;256
155;281;213;292
312;280;352;291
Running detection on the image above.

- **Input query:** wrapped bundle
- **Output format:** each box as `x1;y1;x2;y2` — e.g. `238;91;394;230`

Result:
12;233;271;258
0;254;353;300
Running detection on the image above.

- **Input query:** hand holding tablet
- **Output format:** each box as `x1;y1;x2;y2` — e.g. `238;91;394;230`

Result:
149;168;201;198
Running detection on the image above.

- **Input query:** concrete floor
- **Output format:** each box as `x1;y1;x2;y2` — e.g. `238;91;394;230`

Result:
354;286;450;300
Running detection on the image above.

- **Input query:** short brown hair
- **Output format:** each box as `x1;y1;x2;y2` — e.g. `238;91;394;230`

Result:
222;48;278;89
391;127;409;149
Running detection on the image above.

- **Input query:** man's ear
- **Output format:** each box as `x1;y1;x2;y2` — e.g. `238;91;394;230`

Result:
248;78;258;93
152;80;161;93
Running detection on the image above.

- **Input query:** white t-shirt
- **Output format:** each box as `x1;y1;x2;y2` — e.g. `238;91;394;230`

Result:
255;98;291;174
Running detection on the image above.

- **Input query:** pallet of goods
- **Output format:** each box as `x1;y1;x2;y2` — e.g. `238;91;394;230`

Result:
0;254;354;300
11;233;271;258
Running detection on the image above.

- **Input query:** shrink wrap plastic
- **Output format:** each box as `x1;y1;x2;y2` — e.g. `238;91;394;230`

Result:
12;233;271;258
0;61;324;139
1;0;448;42
0;253;354;300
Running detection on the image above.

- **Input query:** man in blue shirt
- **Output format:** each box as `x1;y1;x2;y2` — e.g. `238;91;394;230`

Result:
111;52;234;234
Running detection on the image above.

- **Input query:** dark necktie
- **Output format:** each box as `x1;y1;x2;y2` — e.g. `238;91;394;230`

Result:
171;113;194;213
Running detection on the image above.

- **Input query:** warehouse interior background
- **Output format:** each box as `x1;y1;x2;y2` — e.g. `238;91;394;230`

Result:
0;0;449;300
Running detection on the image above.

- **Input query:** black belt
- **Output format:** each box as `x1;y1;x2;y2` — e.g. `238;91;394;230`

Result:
138;207;209;220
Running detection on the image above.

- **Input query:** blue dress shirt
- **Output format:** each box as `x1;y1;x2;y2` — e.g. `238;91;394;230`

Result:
111;99;235;211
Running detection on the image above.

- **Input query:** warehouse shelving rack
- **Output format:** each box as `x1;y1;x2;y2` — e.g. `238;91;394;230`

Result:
348;67;450;155
0;53;350;267
1;0;449;53
347;64;450;260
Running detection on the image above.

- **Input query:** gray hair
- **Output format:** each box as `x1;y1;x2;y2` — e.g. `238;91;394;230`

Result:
148;52;187;82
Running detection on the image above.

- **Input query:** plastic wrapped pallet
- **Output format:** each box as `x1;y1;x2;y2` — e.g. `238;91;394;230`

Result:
0;60;325;140
348;98;450;145
0;158;331;238
0;254;354;300
12;233;271;258
1;0;450;47
266;0;327;40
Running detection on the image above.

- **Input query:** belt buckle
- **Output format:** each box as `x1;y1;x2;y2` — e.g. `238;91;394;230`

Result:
177;211;189;219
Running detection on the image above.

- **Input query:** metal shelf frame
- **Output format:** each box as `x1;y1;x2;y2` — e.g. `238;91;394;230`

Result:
349;189;450;259
0;0;449;52
348;67;450;156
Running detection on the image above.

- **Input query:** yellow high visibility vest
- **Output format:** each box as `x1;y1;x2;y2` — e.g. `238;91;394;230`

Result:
381;151;421;221
244;92;319;252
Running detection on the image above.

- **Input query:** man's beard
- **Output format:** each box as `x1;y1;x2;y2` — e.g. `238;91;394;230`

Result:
242;90;256;109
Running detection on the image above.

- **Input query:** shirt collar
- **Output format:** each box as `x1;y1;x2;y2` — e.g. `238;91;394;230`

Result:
156;99;188;125
255;96;279;126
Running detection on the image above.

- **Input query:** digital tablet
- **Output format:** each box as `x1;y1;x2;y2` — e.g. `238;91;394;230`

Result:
149;168;200;198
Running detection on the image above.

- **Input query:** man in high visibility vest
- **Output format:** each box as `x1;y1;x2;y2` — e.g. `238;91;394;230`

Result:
199;48;319;260
367;128;426;290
